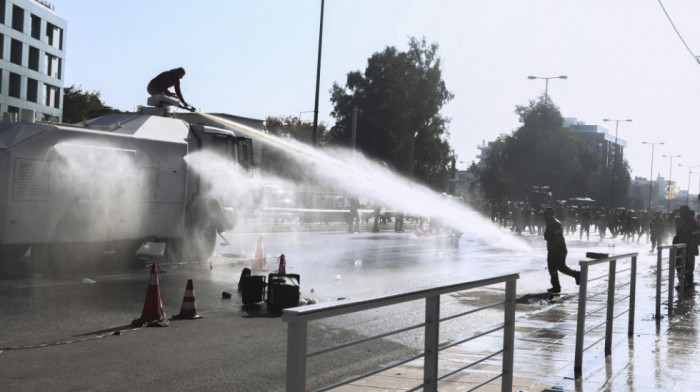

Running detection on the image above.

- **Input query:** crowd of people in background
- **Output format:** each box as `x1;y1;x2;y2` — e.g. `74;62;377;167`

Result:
472;199;700;291
472;199;690;252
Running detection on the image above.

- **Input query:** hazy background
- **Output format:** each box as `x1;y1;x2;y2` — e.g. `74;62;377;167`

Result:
55;0;700;190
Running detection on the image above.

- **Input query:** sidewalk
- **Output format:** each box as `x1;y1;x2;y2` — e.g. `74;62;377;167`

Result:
335;251;700;392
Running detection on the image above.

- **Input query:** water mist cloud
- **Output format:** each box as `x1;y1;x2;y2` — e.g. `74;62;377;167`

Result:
189;113;531;252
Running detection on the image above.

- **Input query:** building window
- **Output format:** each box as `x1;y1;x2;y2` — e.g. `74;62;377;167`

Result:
8;106;19;114
0;33;3;60
46;54;61;79
12;5;23;32
45;84;60;108
26;78;37;102
10;39;22;65
9;72;21;98
30;14;40;40
46;22;62;50
28;46;39;71
0;0;5;25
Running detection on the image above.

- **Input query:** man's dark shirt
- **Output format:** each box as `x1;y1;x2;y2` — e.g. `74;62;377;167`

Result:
544;217;566;251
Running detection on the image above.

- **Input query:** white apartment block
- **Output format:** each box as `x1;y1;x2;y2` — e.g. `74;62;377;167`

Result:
0;0;65;121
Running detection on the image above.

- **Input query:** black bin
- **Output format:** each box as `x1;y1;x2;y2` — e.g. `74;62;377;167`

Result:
240;275;265;305
267;273;300;313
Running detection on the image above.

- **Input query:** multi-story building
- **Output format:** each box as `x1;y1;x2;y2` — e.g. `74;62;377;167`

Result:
0;0;66;121
476;140;495;169
563;118;627;172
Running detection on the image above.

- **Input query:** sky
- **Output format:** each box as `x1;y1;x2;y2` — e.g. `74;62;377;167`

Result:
52;0;700;193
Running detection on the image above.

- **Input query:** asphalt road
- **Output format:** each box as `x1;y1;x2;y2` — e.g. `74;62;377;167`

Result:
0;222;650;391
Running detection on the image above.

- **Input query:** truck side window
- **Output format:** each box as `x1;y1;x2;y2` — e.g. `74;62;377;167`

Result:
212;135;236;162
239;143;248;164
212;135;227;156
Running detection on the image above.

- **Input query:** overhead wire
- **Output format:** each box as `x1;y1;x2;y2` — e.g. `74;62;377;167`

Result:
657;0;700;64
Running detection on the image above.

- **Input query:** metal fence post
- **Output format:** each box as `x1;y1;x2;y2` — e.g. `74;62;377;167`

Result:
669;247;677;304
424;295;440;392
628;256;637;336
605;259;617;356
286;320;308;392
501;279;516;392
574;262;589;376
679;247;687;301
656;247;662;319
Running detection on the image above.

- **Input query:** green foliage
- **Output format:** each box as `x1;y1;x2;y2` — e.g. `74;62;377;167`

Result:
329;37;454;191
262;115;328;182
62;85;120;123
479;97;629;204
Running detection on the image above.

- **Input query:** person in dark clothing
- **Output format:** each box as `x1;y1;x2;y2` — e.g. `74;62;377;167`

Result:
673;205;700;288
372;203;381;233
649;212;665;252
147;67;188;106
347;196;360;233
394;211;404;232
544;207;581;293
579;207;592;241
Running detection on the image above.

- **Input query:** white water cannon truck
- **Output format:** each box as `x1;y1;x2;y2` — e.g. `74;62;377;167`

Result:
0;95;253;268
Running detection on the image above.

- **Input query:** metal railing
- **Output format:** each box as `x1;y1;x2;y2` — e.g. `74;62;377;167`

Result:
574;252;638;376
282;273;519;392
655;244;687;318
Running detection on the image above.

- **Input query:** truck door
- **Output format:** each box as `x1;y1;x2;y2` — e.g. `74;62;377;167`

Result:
234;137;253;174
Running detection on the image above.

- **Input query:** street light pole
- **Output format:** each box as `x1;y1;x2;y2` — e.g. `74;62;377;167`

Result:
687;167;694;206
603;118;632;208
663;154;681;212
527;75;568;107
527;75;567;186
678;164;700;205
410;131;419;180
312;0;325;147
642;141;664;210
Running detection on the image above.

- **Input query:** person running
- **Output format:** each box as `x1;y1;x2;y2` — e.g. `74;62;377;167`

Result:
147;67;188;107
673;205;700;289
543;207;581;294
649;212;665;252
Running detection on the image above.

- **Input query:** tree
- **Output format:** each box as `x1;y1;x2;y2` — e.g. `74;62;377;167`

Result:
62;85;120;123
329;37;454;190
479;97;618;203
262;115;328;182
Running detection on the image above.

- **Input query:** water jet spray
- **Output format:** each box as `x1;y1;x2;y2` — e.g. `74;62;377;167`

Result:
189;112;531;252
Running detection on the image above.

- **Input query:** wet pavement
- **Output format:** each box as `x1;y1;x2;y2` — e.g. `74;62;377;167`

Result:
332;247;700;392
3;220;700;391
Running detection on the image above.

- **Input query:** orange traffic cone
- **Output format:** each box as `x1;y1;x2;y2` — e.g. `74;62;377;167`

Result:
252;236;268;270
132;262;168;327
174;279;202;319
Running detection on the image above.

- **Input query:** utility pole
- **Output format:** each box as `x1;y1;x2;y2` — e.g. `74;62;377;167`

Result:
351;105;357;151
312;0;324;147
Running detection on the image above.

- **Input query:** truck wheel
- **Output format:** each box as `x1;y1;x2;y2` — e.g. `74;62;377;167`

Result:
165;225;216;263
46;243;102;275
0;245;30;277
0;244;30;263
164;238;185;263
185;224;217;262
